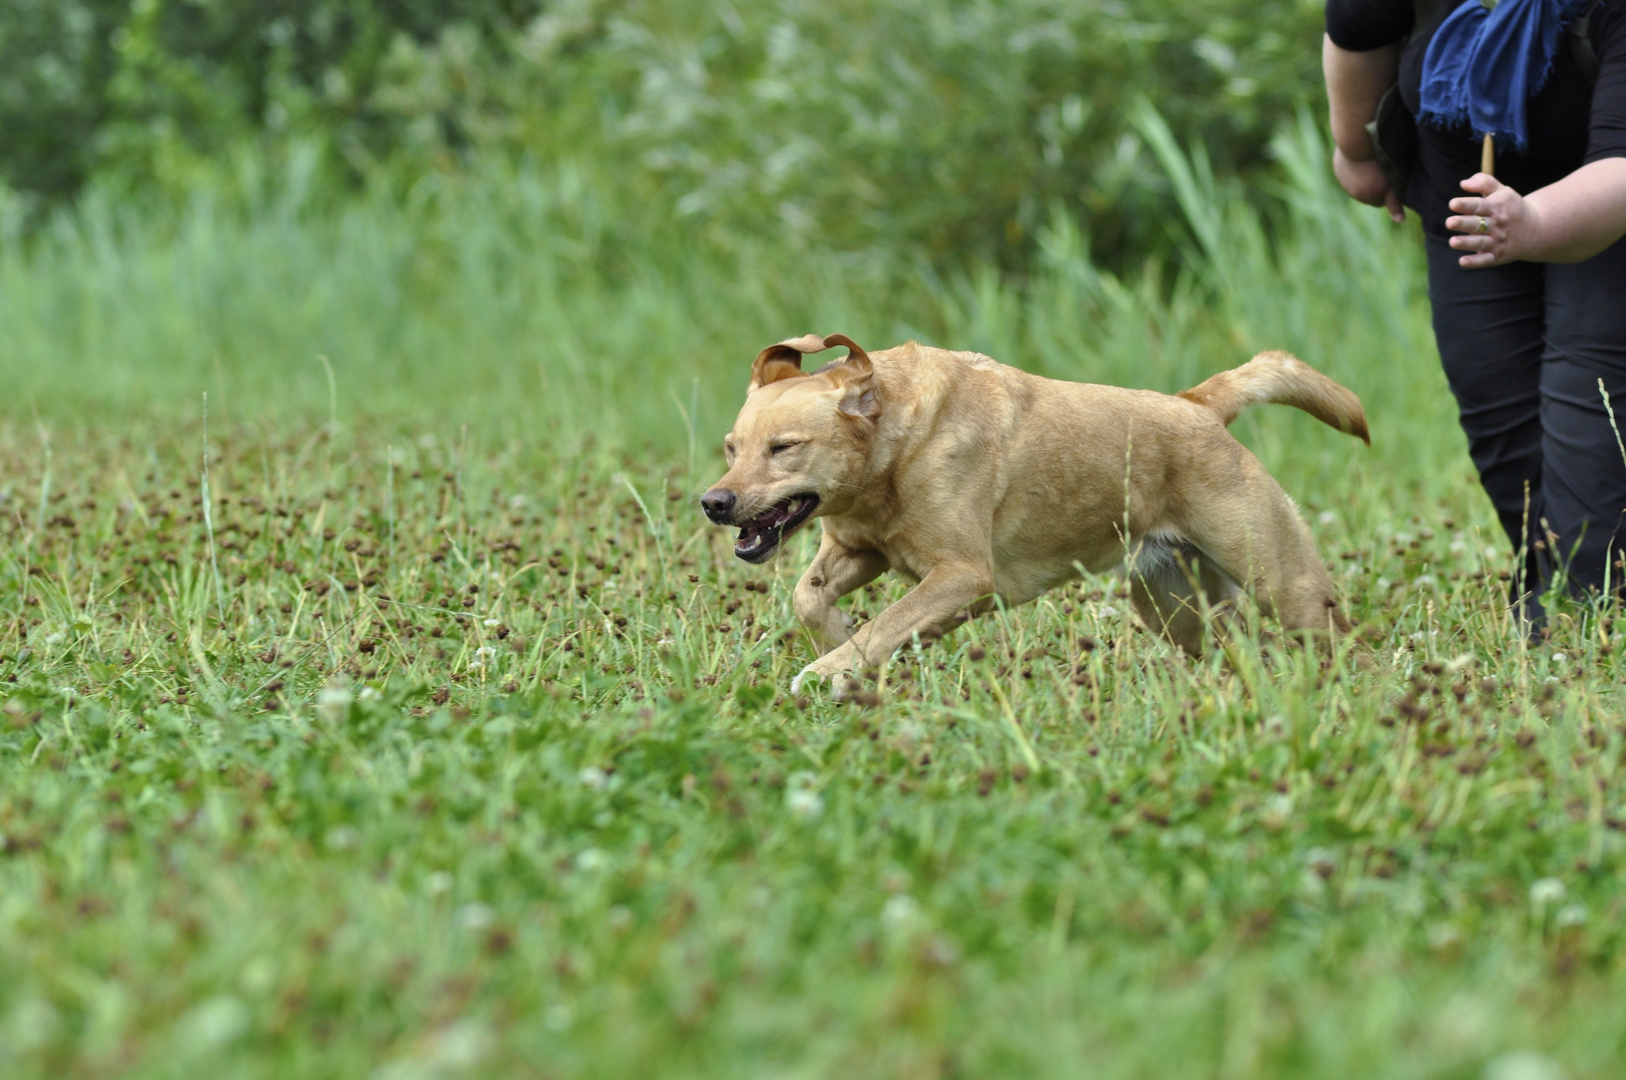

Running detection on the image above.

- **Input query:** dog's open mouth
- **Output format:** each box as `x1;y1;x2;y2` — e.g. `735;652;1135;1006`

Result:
735;494;820;562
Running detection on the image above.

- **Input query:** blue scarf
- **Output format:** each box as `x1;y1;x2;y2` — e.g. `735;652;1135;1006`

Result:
1417;0;1593;152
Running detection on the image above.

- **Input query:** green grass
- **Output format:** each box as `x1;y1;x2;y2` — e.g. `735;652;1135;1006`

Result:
1;122;1624;1079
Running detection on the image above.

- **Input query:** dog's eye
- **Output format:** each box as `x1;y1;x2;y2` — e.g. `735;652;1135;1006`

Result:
769;441;801;455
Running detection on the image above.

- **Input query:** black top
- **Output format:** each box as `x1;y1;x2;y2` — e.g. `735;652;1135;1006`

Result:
1326;0;1626;234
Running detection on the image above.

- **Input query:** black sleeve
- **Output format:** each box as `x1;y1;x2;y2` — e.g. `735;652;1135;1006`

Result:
1586;5;1626;162
1326;0;1415;51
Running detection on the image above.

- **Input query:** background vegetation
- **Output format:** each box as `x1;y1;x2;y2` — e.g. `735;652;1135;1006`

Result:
0;0;1325;267
2;2;1624;1079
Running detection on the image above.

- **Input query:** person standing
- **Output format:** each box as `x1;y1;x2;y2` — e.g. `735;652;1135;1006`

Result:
1324;0;1626;623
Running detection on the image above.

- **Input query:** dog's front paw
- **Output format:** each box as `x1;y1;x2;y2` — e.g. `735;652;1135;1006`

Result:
790;663;825;695
791;663;866;703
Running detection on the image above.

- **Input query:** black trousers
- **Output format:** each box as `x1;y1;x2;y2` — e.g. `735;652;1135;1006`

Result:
1426;231;1626;600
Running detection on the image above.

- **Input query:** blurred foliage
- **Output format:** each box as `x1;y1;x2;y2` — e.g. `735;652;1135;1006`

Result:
0;0;1327;267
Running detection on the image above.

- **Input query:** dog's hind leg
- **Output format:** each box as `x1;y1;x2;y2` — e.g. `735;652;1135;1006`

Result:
1176;454;1351;642
1128;537;1240;655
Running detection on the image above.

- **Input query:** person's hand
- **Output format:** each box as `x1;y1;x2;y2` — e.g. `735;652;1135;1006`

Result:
1333;147;1404;223
1447;173;1535;268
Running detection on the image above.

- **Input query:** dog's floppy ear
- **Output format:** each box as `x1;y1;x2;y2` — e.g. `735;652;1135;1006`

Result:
749;334;829;391
822;334;880;422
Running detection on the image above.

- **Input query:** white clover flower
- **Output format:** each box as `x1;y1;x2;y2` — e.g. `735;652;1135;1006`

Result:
176;995;250;1052
1426;923;1463;951
1555;903;1587;928
881;893;920;929
1317;511;1337;526
317;685;352;723
786;788;824;819
1529;878;1566;907
358;686;381;702
1551;653;1567;665
578;765;607;790
785;771;824;819
323;825;359;851
454;902;494;931
544;1003;574;1032
417;1019;493;1071
484;618;501;629
1482;1050;1567;1080
1303;848;1336;875
473;646;497;661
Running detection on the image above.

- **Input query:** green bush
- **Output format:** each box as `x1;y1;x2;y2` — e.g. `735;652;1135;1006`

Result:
0;0;1327;268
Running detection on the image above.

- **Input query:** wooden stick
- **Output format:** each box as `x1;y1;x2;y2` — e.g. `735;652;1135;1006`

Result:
1481;133;1496;177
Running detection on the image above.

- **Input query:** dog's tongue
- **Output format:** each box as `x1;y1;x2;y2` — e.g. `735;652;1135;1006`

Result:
733;497;813;558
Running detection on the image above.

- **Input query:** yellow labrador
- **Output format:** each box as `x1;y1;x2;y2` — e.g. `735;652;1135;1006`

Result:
700;335;1367;692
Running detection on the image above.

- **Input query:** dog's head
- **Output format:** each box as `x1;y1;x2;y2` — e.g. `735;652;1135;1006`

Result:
701;333;881;562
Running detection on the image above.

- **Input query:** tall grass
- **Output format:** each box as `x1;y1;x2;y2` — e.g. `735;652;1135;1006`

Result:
2;117;1451;490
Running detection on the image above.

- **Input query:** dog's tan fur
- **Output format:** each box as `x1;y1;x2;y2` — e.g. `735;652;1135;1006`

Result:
703;335;1367;689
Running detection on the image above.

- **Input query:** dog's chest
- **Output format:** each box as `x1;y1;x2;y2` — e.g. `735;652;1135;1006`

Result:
821;521;930;584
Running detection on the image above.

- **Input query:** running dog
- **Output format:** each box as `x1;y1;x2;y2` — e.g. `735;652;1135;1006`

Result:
699;334;1368;692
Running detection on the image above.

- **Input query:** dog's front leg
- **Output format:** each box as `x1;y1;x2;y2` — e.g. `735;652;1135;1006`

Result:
793;560;993;694
792;534;889;654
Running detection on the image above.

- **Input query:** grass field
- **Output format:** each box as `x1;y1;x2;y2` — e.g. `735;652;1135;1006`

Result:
1;122;1624;1079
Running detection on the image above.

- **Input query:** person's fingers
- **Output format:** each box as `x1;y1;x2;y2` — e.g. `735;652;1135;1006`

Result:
1459;172;1501;195
1448;197;1483;216
1445;214;1494;236
1384;187;1404;224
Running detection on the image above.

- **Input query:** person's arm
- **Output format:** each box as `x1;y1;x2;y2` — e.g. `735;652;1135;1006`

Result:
1323;35;1405;223
1446;159;1626;267
1448;9;1626;268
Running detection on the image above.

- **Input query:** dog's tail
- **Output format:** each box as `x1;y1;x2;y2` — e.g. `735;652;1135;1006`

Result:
1178;350;1370;445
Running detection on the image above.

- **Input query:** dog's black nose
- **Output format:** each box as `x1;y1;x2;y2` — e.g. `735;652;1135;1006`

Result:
701;488;737;522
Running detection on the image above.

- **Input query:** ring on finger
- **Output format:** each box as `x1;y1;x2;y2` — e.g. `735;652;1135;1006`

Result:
1477;215;1489;235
